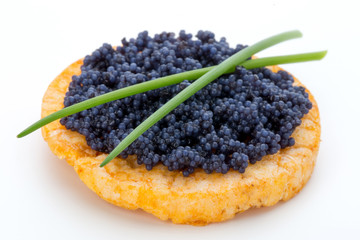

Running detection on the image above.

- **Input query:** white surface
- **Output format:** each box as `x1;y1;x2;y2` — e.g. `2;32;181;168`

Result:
1;0;359;239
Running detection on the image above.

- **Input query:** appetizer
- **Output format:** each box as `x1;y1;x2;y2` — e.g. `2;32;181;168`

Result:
19;30;324;225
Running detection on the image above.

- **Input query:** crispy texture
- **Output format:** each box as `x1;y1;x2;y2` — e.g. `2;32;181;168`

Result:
41;60;320;225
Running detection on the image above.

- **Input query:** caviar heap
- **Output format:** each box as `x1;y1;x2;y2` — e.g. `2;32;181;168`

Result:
60;30;312;176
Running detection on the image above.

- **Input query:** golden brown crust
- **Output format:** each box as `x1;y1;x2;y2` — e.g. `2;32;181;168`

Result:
41;60;320;225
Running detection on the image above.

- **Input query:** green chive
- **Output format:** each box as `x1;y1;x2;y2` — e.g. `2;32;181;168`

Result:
99;30;303;167
242;50;327;69
17;67;213;138
18;49;325;139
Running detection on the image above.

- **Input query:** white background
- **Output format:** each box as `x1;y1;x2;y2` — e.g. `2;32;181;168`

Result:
1;0;359;239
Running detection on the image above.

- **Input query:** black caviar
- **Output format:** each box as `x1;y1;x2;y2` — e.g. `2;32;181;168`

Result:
60;30;312;176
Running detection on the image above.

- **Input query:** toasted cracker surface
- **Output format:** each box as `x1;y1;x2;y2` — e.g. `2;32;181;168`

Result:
41;60;320;225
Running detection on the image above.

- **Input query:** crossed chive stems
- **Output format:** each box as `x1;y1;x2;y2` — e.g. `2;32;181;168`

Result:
17;30;327;167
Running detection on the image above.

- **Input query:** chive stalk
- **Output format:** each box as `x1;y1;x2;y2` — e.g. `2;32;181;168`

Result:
242;50;327;69
17;67;213;138
99;30;303;167
18;48;326;138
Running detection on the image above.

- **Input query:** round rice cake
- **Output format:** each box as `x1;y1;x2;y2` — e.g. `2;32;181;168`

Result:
41;59;320;225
